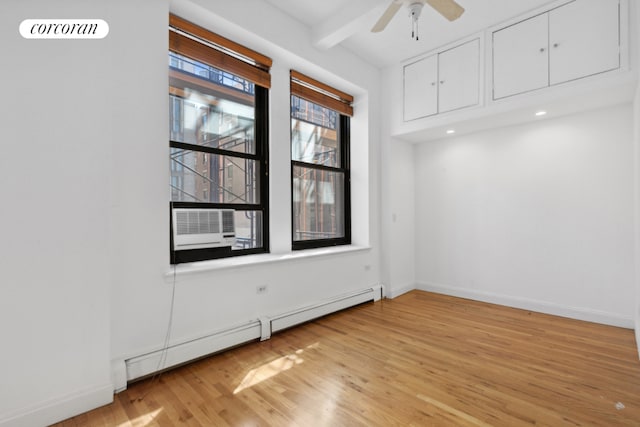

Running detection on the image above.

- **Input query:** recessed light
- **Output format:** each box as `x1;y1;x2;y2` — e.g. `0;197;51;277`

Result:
446;129;455;134
535;111;547;116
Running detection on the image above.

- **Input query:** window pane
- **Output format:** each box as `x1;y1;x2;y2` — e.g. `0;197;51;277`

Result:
292;166;344;241
233;210;263;250
291;96;339;167
170;149;259;204
169;53;255;154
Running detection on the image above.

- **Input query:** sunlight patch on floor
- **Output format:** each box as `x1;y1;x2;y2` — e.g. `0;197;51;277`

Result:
117;408;163;427
234;353;304;394
416;394;491;427
234;343;319;394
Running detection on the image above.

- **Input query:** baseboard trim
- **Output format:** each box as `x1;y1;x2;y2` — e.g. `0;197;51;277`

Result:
270;285;380;333
386;283;416;299
0;383;113;427
417;282;634;328
125;321;262;382
124;284;383;383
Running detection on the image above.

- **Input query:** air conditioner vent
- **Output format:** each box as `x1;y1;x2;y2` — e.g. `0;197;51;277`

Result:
176;210;221;236
222;210;234;234
172;208;235;251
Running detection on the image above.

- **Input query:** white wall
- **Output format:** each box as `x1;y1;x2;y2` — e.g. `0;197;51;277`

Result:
0;1;115;425
0;0;382;425
379;67;416;298
415;105;635;327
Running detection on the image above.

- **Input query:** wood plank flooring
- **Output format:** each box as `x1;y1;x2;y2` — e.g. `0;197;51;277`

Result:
55;291;640;426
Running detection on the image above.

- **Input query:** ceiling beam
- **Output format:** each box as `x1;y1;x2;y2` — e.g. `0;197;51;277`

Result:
312;0;389;50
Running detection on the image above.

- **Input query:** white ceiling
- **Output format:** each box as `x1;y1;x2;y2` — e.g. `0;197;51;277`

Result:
263;0;558;68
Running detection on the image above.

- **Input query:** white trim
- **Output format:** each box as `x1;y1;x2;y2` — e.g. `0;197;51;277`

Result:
373;283;384;301
164;245;371;279
386;283;416;299
0;384;112;427
111;359;127;393
259;316;271;341
417;281;634;328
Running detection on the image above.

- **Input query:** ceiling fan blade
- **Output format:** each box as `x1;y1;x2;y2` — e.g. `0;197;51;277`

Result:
371;1;403;33
426;0;465;21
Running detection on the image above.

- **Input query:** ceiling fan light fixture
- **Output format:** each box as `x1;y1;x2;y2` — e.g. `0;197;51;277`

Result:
371;0;464;39
409;2;424;40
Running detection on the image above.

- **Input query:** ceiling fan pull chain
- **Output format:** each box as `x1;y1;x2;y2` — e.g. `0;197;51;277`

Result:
408;3;422;41
411;8;419;40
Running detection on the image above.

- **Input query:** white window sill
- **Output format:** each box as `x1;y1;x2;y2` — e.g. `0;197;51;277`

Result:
164;245;371;279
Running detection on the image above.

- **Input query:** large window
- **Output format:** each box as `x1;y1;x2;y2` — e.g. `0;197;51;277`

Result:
290;71;352;250
169;16;270;263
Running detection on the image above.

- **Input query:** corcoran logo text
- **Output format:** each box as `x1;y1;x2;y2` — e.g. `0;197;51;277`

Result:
19;19;109;39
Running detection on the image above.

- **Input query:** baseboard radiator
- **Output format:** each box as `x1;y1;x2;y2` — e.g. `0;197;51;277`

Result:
124;285;382;383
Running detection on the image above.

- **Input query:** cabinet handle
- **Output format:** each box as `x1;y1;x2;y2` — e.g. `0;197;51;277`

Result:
440;80;445;84
553;43;559;48
431;82;436;86
539;47;545;53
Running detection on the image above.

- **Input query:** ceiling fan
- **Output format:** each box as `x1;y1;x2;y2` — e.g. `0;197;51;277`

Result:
372;0;465;40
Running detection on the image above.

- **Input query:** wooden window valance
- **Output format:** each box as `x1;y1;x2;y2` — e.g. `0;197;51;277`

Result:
170;14;271;89
290;70;353;117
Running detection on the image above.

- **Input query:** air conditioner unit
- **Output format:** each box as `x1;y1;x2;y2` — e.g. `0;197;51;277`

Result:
172;208;236;251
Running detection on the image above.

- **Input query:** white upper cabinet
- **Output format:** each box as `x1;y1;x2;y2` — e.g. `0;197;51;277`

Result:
492;0;620;100
403;38;480;122
404;54;438;121
493;14;549;100
549;0;620;85
394;0;629;138
438;39;480;114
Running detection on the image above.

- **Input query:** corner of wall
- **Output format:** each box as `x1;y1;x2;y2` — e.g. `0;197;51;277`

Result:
386;283;417;299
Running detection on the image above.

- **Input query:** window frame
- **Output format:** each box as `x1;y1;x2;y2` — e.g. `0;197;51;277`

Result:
169;16;270;264
290;78;352;250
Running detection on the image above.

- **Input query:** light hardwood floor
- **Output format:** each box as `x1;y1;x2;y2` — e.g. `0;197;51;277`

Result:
55;291;640;426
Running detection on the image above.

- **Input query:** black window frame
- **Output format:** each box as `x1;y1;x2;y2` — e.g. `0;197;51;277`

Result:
168;17;270;264
290;97;351;251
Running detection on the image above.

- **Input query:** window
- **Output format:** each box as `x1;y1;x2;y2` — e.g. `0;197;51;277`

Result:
290;71;352;250
169;15;270;264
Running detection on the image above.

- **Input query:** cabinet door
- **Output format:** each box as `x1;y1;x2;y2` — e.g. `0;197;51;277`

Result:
492;13;549;99
438;38;480;113
549;0;619;85
403;55;438;121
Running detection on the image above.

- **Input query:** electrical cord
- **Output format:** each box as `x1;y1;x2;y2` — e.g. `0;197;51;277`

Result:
131;263;177;402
